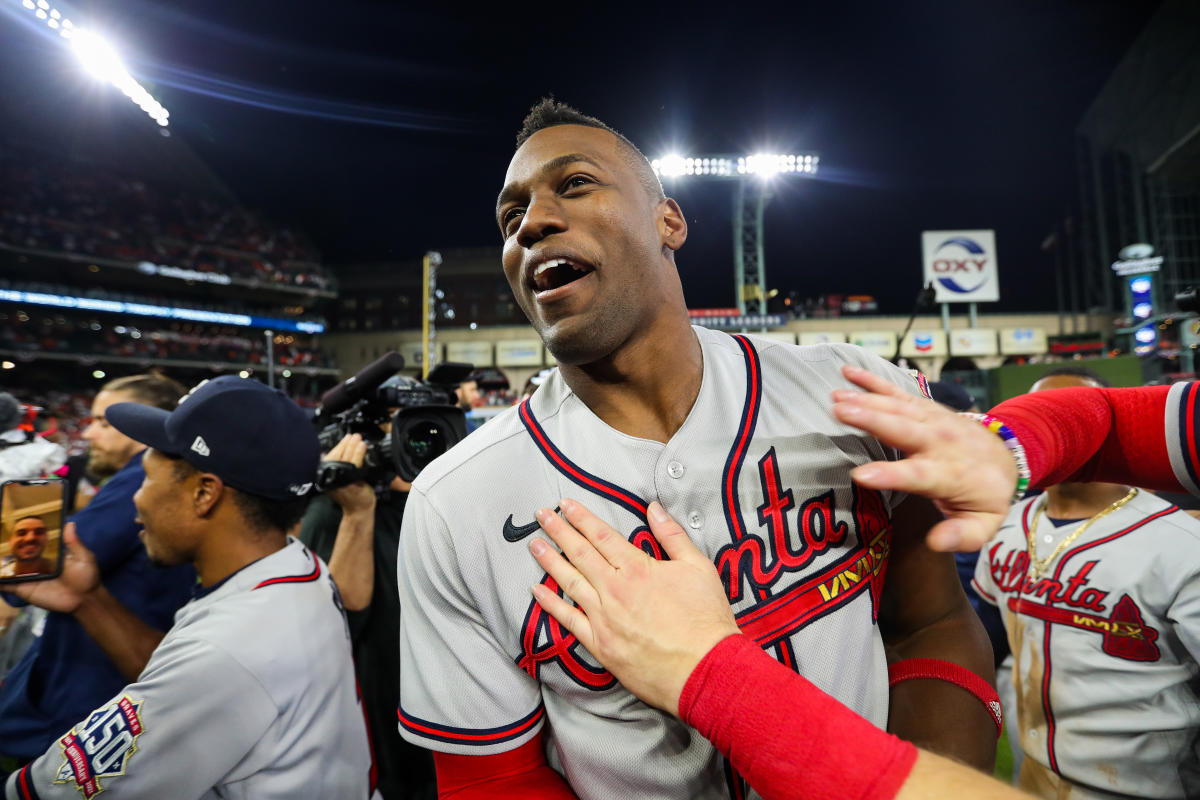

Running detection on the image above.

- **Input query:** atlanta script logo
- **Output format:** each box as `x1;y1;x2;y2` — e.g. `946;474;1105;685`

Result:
987;543;1160;661
515;452;892;688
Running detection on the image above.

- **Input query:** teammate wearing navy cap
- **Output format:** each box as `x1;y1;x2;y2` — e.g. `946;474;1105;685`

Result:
3;376;374;800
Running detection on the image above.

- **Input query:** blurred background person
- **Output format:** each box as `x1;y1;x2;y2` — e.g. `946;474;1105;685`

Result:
0;373;194;776
0;393;66;481
972;367;1200;800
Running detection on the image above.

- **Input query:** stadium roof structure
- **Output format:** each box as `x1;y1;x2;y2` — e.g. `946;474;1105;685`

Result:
1076;0;1200;181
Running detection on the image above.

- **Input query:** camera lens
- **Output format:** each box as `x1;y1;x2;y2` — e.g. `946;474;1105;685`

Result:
403;421;448;469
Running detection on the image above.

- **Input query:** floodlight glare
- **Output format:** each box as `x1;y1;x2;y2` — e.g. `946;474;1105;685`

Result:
653;154;686;178
66;27;171;127
72;30;125;82
36;0;48;9
22;0;34;9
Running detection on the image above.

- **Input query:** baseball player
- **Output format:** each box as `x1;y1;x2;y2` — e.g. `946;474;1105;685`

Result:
397;99;997;799
4;376;374;799
972;370;1200;800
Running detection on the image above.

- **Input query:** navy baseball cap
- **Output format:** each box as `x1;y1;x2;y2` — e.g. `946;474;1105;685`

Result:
105;376;319;501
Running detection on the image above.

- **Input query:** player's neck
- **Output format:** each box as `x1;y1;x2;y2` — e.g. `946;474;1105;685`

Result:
194;522;288;587
1043;482;1132;519
561;313;702;443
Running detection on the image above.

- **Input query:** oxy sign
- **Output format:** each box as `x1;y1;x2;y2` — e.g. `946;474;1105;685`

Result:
921;230;1000;303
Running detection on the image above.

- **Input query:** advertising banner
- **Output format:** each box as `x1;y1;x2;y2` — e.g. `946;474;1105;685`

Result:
850;331;897;359
921;230;1000;303
495;339;545;367
900;330;948;358
949;329;998;356
445;341;494;367
999;328;1048;355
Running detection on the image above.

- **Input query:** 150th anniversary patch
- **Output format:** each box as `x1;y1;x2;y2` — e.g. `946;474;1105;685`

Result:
55;695;145;798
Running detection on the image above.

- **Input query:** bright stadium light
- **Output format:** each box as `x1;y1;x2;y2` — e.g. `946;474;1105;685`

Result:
655;152;818;180
18;0;171;126
648;147;821;317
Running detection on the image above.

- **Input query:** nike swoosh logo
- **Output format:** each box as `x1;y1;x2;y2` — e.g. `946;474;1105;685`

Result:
503;507;559;542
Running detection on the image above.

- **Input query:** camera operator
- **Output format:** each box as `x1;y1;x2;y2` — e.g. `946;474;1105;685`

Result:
296;354;468;799
299;413;455;797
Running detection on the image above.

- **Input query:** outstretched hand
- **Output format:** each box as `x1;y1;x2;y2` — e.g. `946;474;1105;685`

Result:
831;364;1017;551
7;522;101;613
528;498;739;718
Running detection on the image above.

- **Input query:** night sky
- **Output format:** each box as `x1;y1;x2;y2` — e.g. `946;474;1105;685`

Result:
7;0;1166;312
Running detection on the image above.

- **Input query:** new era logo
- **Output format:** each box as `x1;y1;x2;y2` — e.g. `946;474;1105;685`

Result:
190;436;211;457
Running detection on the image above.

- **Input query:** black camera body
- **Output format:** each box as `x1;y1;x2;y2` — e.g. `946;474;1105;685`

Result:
314;354;472;491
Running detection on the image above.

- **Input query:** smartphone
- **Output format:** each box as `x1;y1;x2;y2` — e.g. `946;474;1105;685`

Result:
0;477;70;584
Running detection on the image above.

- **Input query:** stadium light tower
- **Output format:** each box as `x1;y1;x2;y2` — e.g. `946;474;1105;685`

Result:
16;0;170;127
651;153;819;315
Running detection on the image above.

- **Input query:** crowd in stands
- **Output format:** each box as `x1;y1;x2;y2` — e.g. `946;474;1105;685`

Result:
0;313;332;370
0;156;332;291
0;279;328;329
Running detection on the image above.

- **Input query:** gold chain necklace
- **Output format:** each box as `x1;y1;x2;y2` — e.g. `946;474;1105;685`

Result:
1025;488;1139;579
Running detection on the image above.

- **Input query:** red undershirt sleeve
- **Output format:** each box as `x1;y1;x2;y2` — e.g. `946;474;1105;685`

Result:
433;732;579;799
990;384;1186;492
679;634;918;800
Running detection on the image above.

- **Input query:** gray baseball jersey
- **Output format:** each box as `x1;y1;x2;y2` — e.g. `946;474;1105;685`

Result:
972;490;1200;800
398;326;931;800
5;538;375;800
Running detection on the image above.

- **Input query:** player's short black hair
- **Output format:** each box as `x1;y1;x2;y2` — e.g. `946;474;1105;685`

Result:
170;457;310;535
1037;365;1111;388
102;371;187;412
516;97;665;201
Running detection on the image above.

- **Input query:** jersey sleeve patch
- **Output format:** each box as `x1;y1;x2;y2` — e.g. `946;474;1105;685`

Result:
397;703;544;748
53;696;145;799
908;369;932;399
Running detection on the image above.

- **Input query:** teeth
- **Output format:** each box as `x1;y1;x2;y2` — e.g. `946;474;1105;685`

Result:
534;258;568;278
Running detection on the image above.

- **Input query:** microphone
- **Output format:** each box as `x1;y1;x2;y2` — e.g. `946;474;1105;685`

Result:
318;352;406;417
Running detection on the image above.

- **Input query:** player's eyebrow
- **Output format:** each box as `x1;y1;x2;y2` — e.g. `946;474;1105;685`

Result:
496;153;604;220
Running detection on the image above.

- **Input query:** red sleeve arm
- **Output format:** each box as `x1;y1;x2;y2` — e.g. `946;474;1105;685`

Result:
679;634;918;800
433;732;578;799
990;384;1188;492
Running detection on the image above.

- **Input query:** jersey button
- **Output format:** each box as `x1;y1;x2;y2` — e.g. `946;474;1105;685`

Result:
667;461;686;479
687;511;704;529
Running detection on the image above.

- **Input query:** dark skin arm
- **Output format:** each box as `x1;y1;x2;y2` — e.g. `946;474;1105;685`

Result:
879;495;997;771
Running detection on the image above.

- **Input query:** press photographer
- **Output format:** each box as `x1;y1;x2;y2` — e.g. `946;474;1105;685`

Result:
298;353;469;800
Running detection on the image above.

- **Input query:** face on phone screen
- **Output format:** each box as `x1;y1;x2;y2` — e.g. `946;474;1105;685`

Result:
0;479;66;583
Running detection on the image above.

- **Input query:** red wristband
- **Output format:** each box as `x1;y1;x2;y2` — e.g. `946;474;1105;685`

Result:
888;658;1003;737
681;634;918;800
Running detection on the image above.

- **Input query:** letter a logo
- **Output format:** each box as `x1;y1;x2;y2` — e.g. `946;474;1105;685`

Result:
190;435;211;457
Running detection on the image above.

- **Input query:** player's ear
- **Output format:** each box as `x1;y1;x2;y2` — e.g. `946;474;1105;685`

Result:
193;473;223;518
659;198;687;253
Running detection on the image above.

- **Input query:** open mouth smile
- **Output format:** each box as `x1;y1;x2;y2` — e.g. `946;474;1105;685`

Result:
527;256;595;295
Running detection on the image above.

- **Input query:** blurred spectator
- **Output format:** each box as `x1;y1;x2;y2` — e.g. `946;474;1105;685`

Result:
0;314;331;370
0;373;195;773
0;154;331;290
0;392;66;480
